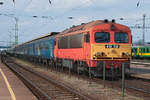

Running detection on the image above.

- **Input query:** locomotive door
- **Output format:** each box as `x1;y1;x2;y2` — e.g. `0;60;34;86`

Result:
84;32;90;60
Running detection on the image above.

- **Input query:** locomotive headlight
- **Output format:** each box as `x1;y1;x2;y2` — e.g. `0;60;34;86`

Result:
126;52;129;56
94;52;101;57
101;52;106;56
122;52;129;57
122;52;126;56
96;52;101;56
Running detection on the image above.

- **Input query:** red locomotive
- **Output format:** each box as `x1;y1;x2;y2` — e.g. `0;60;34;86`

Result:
54;20;131;77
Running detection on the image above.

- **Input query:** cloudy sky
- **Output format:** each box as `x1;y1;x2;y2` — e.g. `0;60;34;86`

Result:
0;0;150;46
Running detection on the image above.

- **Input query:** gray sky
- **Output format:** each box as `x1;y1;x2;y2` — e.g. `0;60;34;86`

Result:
0;0;150;46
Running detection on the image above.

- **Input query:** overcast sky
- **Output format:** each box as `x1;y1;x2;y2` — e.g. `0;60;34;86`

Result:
0;0;150;46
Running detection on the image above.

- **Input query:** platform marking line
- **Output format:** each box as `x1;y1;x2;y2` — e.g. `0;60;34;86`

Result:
0;68;16;100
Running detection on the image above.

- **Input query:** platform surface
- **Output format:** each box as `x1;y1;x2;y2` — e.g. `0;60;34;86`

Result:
0;61;37;100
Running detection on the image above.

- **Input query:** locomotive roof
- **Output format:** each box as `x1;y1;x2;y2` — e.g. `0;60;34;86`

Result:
60;20;130;35
61;20;104;34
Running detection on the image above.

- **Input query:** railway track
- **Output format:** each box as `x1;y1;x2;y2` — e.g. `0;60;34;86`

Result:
125;77;150;94
52;65;150;99
46;64;150;100
131;60;150;66
3;57;92;100
127;86;150;94
3;56;150;100
91;76;150;100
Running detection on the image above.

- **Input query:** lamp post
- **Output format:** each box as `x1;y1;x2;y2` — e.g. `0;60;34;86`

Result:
14;17;18;45
142;14;146;45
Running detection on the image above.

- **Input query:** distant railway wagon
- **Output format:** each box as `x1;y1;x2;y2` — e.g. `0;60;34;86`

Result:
132;46;150;58
12;32;59;63
54;20;132;77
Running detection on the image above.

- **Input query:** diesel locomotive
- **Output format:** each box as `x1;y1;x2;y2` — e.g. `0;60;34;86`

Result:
54;20;132;77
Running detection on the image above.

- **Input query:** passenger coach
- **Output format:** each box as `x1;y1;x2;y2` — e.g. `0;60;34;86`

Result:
11;32;59;64
132;46;150;58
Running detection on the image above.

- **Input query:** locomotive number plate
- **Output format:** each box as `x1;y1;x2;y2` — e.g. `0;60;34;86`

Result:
105;45;120;48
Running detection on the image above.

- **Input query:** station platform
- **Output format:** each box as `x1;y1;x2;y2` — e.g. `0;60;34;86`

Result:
0;61;37;100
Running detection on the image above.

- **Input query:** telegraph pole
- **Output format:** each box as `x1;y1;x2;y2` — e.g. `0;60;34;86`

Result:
143;14;146;45
14;17;18;45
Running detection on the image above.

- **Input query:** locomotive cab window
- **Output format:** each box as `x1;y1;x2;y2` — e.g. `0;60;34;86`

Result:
115;32;128;43
85;33;90;43
95;32;110;43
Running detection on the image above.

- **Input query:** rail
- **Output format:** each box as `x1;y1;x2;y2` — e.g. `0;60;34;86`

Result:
3;56;92;100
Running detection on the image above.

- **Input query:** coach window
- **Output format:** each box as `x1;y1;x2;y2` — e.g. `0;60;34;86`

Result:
132;49;133;52
143;48;145;53
85;33;90;43
147;48;149;53
139;48;142;53
44;42;49;50
135;48;137;53
40;42;44;50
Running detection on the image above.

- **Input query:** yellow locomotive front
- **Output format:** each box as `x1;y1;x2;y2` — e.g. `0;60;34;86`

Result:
92;44;131;60
88;21;132;77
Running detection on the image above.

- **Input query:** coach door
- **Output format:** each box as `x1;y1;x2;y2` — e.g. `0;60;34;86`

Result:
49;39;54;58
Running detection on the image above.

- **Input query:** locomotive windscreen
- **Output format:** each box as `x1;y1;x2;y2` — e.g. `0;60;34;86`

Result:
115;32;128;43
95;32;110;43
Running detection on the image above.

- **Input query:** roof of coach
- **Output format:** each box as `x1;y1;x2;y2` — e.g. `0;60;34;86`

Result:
15;32;59;48
59;20;130;35
26;32;59;43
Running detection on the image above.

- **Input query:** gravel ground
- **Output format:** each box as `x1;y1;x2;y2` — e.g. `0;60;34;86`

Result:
13;58;143;100
132;59;150;63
